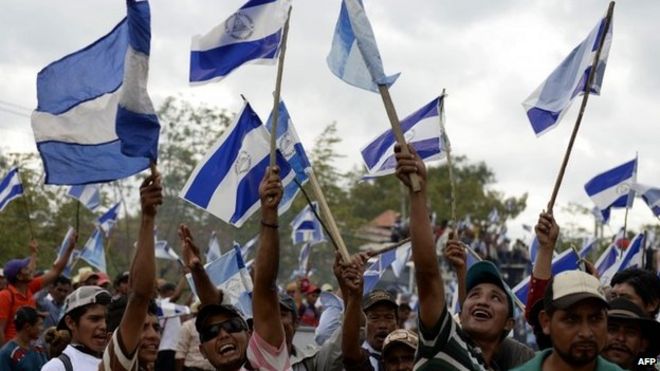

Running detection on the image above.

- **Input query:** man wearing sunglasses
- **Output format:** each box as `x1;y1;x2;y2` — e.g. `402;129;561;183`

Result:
181;166;291;370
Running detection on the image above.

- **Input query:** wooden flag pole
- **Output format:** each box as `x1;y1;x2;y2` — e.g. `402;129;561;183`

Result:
377;85;421;192
307;170;351;262
546;1;615;213
269;7;293;167
438;89;457;227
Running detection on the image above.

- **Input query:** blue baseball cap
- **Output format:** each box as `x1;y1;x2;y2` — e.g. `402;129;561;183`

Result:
3;258;30;284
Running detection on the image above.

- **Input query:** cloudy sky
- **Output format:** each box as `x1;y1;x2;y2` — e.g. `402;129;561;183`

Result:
1;0;659;243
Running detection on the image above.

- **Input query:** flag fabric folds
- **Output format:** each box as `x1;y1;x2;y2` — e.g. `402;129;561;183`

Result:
513;247;580;302
265;100;312;214
361;97;444;178
632;183;660;217
391;241;411;278
179;102;294;227
522;11;613;136
0;167;24;212
585;158;637;220
189;0;292;84
327;0;399;92
290;202;325;245
207;231;222;263
600;233;645;285
31;0;158;184
67;184;101;211
97;203;121;237
155;240;180;261
595;242;619;278
56;226;78;278
185;245;253;304
156;299;191;319
79;228;106;273
298;242;311;275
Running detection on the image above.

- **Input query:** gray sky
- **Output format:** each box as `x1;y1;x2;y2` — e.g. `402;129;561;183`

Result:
1;0;659;243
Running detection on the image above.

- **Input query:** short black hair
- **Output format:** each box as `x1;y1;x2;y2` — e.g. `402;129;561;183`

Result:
106;295;159;333
610;268;660;316
54;276;72;287
14;306;40;331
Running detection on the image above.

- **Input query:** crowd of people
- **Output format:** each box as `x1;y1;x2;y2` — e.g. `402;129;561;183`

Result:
0;148;659;370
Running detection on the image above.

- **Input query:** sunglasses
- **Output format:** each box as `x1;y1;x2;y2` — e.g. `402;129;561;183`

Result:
200;317;247;342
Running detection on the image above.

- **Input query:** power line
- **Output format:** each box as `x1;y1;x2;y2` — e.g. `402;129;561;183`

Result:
0;99;32;112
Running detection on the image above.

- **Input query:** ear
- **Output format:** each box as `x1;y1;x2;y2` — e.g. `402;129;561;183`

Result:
64;315;76;333
539;310;551;336
504;317;515;332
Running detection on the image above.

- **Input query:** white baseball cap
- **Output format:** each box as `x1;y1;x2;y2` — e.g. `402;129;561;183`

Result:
543;270;608;311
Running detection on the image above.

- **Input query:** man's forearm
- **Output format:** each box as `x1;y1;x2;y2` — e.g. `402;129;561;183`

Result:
131;216;156;299
341;297;363;362
532;249;553;280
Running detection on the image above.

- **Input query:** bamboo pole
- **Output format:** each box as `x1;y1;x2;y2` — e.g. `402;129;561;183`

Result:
269;7;293;167
438;90;456;227
546;1;615;213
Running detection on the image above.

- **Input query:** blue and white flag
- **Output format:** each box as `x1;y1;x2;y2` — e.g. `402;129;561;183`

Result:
79;228;106;273
179;102;294;227
363;247;399;294
156;299;191;319
391;241;411;278
595;242;618;278
189;0;292;84
265;100;312;214
0;167;23;212
31;1;158;184
600;233;645;285
97;203;121;237
361;97;445;178
67;184;101;211
522;11;613;136
56;226;78;278
207;231;222;263
185;245;253;304
585;158;637;219
238;235;259;260
488;208;500;225
578;238;597;259
327;0;399;92
155;240;180;261
298;242;312;275
632;183;660;217
513;247;581;302
529;237;540;263
290;202;325;245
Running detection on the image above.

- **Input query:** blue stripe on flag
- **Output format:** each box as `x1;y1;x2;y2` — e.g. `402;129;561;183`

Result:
35;21;128;115
0;168;23;212
126;0;151;54
183;110;262;208
190;32;281;83
115;106;160;160
37;140;149;185
371;137;441;174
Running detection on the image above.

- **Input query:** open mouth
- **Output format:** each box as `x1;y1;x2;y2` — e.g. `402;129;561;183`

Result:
219;343;238;356
471;308;492;320
141;343;158;351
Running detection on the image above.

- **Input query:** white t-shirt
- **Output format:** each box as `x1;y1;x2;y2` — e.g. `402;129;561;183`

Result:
41;344;101;371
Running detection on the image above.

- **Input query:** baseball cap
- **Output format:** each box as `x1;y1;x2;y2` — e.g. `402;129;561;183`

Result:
321;283;334;292
466;261;515;318
607;298;660;355
57;286;111;330
96;272;110;286
3;258;30;283
304;284;321;294
279;292;298;318
195;303;248;335
382;329;418;355
363;289;398;312
543;270;608;312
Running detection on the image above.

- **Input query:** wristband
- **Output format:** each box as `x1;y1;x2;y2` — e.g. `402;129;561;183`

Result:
261;220;279;229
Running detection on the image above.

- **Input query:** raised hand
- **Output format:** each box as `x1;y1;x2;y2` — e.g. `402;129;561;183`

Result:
259;166;283;210
534;211;559;250
444;239;467;274
140;173;163;217
178;224;202;271
394;144;427;191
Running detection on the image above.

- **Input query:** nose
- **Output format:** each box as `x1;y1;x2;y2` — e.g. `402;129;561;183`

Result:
577;319;595;340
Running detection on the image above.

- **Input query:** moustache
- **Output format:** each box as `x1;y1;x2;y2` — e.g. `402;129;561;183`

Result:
603;342;632;355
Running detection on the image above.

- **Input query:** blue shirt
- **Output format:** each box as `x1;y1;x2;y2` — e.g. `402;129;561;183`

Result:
0;340;48;371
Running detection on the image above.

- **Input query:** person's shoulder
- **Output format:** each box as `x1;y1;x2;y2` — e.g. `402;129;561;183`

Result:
0;340;17;356
508;349;550;371
596;355;626;371
41;356;66;371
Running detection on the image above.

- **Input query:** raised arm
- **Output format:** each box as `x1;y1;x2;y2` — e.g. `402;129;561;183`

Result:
336;253;368;364
41;233;78;287
179;225;222;306
444;239;467;306
119;173;163;353
253;166;284;347
532;212;559;280
395;144;444;329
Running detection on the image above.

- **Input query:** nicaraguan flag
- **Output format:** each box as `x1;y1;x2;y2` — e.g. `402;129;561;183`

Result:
31;0;158;184
327;0;399;92
97;202;121;237
632;183;660;217
265;100;312;214
488;208;500;224
298;242;311;275
600;233;645;285
155;240;181;261
189;0;292;84
595;242;618;278
179;102;294;227
361;97;444;178
185;244;253;304
67;184;101;211
207;231;222;263
56;226;78;277
156;299;191;319
513;247;580;302
79;228;106;272
585;158;637;219
290;202;325;245
363;247;399;294
391;241;411;278
522;11;613;136
578;238;597;259
0;167;24;212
